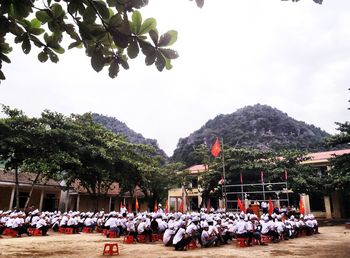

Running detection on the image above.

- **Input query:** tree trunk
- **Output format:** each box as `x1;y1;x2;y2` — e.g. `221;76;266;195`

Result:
14;167;20;210
24;171;41;209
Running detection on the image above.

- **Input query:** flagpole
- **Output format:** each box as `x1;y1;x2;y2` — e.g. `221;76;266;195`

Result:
261;171;266;201
240;171;244;200
221;137;227;210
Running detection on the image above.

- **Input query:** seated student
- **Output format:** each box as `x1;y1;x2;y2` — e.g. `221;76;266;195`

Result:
173;220;191;251
107;212;119;237
261;215;279;243
29;210;40;229
201;222;217;247
126;215;138;241
309;214;319;234
275;215;288;240
36;214;49;236
163;225;176;246
186;216;199;243
59;214;68;228
137;217;152;242
234;213;252;245
304;215;315;235
67;213;79;234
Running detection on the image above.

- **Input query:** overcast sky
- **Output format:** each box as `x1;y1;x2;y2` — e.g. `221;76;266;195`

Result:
1;0;349;156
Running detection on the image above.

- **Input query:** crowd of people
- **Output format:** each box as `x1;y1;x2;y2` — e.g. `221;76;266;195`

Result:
0;204;319;251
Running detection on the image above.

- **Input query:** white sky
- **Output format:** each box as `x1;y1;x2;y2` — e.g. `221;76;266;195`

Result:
1;0;349;156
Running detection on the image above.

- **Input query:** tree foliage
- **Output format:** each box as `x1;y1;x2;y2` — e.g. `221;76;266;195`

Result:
0;0;324;81
0;0;179;81
0;105;172;210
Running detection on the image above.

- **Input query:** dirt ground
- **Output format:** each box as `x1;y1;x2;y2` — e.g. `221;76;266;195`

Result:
1;226;349;258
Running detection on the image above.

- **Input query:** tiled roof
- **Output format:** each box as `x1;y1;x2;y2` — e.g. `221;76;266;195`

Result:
187;164;208;174
306;149;350;161
0;170;61;186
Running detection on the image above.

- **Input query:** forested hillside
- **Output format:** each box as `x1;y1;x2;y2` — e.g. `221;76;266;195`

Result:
172;104;330;166
92;113;167;158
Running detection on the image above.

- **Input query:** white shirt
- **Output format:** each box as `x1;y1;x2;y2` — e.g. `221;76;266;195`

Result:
186;223;198;235
201;230;210;245
173;228;186;245
163;228;175;244
36;218;47;228
137;221;146;234
235;220;247;234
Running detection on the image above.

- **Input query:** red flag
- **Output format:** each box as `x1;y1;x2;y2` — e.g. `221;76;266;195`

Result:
260;171;264;183
179;199;184;213
135;197;139;212
268;198;274;215
165;200;168;213
154;200;158;212
299;195;305;215
237;197;245;212
284;170;288;181
211;138;221;157
240;171;243;184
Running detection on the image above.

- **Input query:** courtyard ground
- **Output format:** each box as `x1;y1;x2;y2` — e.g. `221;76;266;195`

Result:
1;225;349;258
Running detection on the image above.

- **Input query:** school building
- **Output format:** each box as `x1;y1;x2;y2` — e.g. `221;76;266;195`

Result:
167;149;350;219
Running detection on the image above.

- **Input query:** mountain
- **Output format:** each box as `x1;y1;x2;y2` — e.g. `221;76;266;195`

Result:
92;113;167;158
171;104;330;166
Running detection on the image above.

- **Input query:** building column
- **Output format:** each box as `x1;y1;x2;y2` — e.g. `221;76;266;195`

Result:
175;198;178;212
39;190;45;211
331;191;342;219
168;196;171;212
109;196;112;212
303;194;311;215
324;196;332;219
76;194;80;211
9;186;15;210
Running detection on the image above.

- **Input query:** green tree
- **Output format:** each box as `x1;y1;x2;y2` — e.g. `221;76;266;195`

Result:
0;0;179;81
0;105;40;209
0;0;323;81
326;121;350;194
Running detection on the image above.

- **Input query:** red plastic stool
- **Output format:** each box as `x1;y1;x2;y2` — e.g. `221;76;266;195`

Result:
108;231;117;238
151;234;159;242
137;234;147;243
261;235;272;244
103;243;119;256
158;233;163;241
33;229;42;236
123;235;135;244
58;227;66;233
65;228;74;234
83;227;93;233
236;238;248;247
187;240;198;250
4;228;17;237
102;229;108;235
28;228;35;235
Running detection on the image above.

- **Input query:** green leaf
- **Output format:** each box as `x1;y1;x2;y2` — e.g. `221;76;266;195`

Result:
21;38;31;54
68;1;80;14
51;3;64;18
165;58;173;70
38;51;48;63
108;59;119;78
139;18;157;35
52;47;65;54
49;51;59;63
0;70;5;80
91;48;106;72
83;6;97;24
127;40;139;59
0;53;11;63
30;18;41;29
158;30;177;47
29;28;45;36
145;52;156;66
159;48;179;59
155;51;166;72
68;41;83;50
35;10;51;23
149;29;158;45
94;1;110;20
131;10;142;34
109;14;123;27
138;39;155;56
